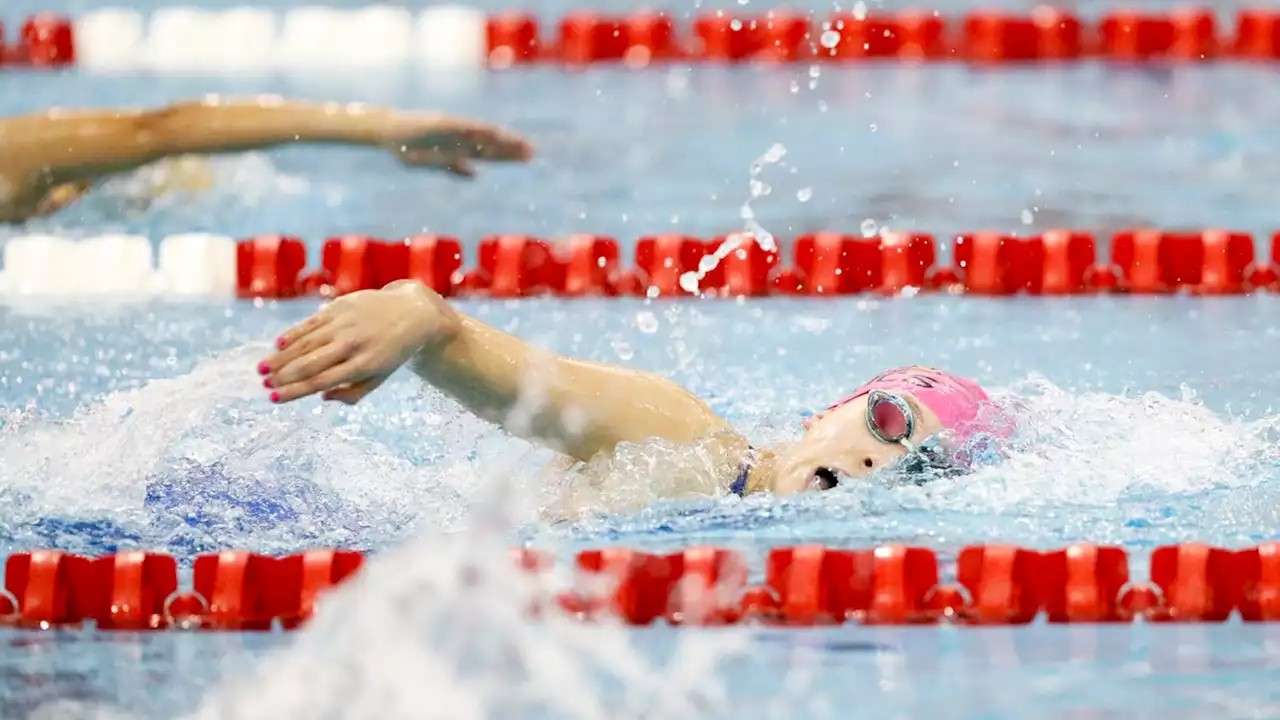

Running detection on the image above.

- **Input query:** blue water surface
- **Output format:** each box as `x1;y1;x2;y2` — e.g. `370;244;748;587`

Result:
4;0;1280;716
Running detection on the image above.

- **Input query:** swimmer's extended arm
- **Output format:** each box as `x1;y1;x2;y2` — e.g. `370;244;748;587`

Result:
260;281;738;462
0;97;532;221
410;315;735;462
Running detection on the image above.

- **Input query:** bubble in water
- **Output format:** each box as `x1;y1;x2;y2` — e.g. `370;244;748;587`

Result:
611;338;635;360
820;30;841;49
853;1;869;20
1021;209;1034;225
808;65;821;79
730;18;742;31
635;311;659;334
860;219;879;237
797;187;813;202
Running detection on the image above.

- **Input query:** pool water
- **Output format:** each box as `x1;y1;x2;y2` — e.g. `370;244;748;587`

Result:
4;0;1280;717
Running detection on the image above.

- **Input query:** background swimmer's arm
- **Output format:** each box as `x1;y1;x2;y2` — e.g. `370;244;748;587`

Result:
4;97;532;190
410;315;739;462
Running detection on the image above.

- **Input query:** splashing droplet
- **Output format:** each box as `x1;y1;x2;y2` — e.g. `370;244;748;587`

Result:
797;187;813;202
860;219;879;237
820;30;841;49
678;272;701;295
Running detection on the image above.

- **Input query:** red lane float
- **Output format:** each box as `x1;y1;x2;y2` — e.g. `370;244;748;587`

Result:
823;12;951;61
487;13;540;67
310;235;463;298
8;542;1280;631
237;235;307;299
962;9;1083;62
1098;9;1218;61
1235;10;1280;59
1110;229;1254;294
225;228;1280;299
787;232;936;295
556;12;679;66
18;9;1280;70
952;231;1098;295
85;552;179;630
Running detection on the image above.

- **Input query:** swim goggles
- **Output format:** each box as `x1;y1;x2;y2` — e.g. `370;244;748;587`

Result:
866;389;962;483
865;389;919;452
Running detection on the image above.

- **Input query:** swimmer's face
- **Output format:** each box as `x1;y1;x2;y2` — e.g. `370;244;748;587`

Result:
770;393;945;495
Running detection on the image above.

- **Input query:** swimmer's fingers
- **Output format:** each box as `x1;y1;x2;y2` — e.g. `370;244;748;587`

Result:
267;338;360;398
444;157;476;179
273;311;335;356
321;375;389;405
452;125;534;162
272;360;371;404
261;324;335;380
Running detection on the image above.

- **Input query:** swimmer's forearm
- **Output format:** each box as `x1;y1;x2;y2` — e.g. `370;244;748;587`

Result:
145;98;393;155
8;98;394;184
409;315;732;462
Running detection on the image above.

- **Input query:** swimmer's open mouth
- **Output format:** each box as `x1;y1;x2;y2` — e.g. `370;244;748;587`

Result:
813;467;840;491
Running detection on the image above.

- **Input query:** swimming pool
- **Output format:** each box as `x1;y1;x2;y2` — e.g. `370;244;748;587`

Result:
5;0;1280;717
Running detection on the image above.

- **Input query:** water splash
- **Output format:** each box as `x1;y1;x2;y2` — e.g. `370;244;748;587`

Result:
0;344;502;555
188;486;750;719
678;144;787;294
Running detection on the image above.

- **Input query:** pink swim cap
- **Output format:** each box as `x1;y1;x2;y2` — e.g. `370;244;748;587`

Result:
829;366;1011;445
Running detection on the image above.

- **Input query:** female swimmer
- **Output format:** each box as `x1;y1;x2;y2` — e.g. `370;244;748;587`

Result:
0;96;532;224
256;280;1011;495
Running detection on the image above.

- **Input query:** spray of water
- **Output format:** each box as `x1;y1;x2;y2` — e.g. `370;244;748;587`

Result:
186;478;750;720
678;144;786;294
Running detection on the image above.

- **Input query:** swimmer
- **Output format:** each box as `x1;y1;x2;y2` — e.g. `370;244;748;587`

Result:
0;96;533;223
256;280;1011;496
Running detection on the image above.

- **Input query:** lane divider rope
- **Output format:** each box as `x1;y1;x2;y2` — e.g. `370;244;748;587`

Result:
6;7;1280;72
1;228;1276;298
0;542;1273;630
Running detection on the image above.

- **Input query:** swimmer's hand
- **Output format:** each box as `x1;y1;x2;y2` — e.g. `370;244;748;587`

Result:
381;113;534;178
260;281;459;405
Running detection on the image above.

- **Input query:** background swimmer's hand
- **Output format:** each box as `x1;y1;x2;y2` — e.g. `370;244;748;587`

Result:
259;281;461;405
382;113;534;178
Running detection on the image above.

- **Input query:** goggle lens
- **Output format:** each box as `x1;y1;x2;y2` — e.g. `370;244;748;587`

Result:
867;391;913;443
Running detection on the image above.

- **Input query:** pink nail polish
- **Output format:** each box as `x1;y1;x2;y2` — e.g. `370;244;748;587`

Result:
263;378;273;389
276;337;288;350
270;392;281;403
258;363;270;376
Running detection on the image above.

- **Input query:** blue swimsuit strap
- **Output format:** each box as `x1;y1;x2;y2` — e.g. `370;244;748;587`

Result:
729;447;754;497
